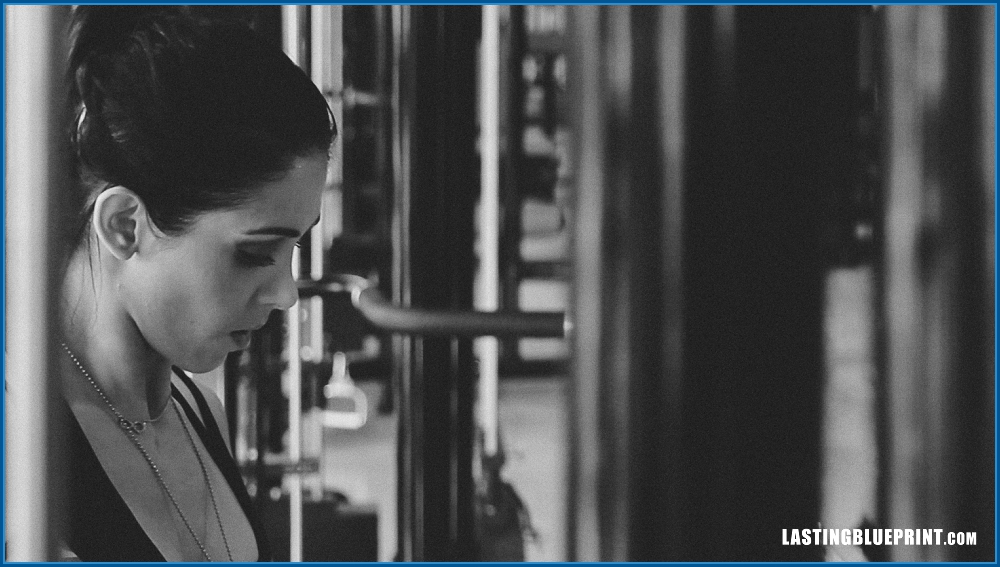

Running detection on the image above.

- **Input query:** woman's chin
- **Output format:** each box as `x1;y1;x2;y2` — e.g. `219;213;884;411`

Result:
178;350;230;374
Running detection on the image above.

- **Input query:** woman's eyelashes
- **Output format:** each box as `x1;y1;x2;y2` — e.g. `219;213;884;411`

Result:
235;242;303;268
235;249;275;268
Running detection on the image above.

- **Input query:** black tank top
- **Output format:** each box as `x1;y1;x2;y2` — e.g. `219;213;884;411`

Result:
66;368;271;561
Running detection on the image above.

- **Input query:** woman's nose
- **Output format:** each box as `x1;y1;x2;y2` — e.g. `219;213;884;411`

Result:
260;268;298;311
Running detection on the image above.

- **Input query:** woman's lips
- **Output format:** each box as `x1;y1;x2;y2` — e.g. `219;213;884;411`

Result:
231;320;268;349
230;330;252;349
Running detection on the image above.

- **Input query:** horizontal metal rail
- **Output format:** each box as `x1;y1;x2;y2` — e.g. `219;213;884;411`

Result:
298;274;567;338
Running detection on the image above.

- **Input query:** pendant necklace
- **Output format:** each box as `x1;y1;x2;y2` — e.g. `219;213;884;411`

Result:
61;343;233;561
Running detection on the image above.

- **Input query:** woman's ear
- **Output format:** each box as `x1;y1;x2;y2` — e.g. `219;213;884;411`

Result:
92;186;146;261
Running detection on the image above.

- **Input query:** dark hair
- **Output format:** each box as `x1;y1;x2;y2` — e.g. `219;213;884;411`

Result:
66;6;335;250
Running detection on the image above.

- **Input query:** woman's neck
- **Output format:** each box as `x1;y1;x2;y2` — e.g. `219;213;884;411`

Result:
60;248;174;420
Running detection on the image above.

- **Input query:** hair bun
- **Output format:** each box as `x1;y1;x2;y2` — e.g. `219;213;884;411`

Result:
69;6;186;66
64;5;334;252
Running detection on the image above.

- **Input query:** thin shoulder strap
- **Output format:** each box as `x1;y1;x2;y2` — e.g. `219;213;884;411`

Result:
171;368;272;562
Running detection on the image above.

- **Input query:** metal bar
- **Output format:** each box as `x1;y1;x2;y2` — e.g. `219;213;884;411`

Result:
281;5;308;561
602;7;636;559
476;4;502;457
879;5;995;561
390;6;418;561
879;7;936;561
656;5;687;562
297;277;566;338
679;7;839;560
355;287;564;338
308;5;334;365
405;8;479;558
566;6;605;562
287;216;304;566
4;5;70;561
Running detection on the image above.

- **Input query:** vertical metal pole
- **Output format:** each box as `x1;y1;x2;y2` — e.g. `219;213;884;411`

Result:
4;4;70;561
880;9;936;559
476;5;502;458
309;6;337;346
305;1;339;505
281;5;308;561
391;6;418;560
681;8;848;560
287;215;304;566
655;6;687;561
879;6;995;560
499;6;526;371
566;6;605;562
402;7;480;560
568;6;846;561
601;7;635;560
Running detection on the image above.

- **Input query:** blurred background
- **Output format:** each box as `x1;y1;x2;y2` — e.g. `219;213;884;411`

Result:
5;4;994;562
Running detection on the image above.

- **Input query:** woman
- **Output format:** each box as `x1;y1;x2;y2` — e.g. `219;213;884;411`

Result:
58;6;335;561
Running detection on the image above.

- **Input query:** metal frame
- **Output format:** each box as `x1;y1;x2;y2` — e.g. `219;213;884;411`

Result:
4;5;72;561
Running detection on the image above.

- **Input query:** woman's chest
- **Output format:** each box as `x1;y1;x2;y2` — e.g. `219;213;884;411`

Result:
66;380;257;561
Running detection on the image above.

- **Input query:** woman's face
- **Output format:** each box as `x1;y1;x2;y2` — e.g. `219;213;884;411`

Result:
120;155;328;373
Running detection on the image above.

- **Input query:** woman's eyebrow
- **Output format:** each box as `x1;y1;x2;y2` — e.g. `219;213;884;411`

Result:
243;215;321;238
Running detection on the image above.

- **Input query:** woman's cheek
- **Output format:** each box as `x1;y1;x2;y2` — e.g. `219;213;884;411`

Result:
230;272;267;307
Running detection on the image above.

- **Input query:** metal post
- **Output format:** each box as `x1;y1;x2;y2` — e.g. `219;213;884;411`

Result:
568;6;850;561
476;6;502;459
394;6;480;560
390;5;418;560
879;6;995;560
879;9;938;559
566;6;604;562
655;6;687;561
281;5;309;561
4;4;71;561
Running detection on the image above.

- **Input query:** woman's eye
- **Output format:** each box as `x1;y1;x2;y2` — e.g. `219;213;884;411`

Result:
236;249;276;268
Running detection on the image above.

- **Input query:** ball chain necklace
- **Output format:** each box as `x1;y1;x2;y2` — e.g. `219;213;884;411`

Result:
61;343;233;562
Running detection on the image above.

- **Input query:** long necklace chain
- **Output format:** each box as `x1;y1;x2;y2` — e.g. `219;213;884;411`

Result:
61;343;233;562
172;398;234;561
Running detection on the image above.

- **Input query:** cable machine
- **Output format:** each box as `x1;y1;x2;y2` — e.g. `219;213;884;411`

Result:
4;5;993;563
236;6;565;561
